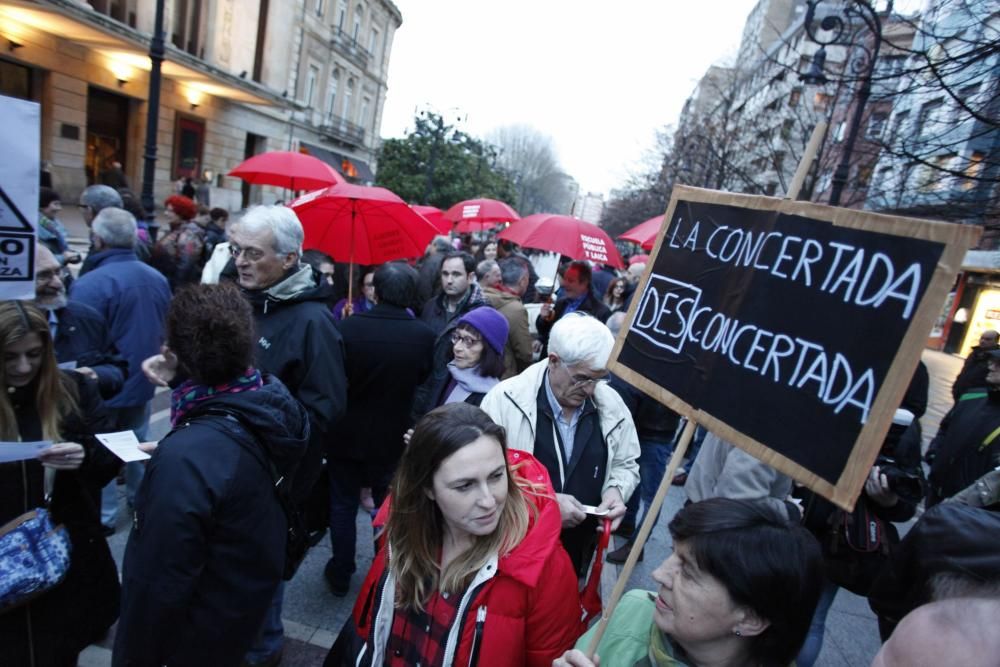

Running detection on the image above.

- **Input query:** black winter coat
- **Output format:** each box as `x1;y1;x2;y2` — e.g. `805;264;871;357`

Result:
54;301;129;400
0;372;121;667
951;345;997;400
113;376;309;667
332;304;435;469
927;388;1000;506
244;267;347;503
535;292;611;352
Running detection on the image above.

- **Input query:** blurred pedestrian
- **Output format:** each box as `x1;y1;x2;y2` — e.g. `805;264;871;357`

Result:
151;194;206;289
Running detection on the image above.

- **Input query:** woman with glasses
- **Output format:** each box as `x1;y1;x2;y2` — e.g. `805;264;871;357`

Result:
327;403;582;667
429;307;509;409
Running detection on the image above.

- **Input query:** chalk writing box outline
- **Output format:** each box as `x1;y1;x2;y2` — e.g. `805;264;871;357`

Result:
610;185;980;510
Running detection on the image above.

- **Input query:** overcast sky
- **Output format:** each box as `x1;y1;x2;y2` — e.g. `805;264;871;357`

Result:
379;1;763;199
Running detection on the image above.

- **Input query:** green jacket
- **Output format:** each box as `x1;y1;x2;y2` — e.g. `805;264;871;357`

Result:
575;590;689;667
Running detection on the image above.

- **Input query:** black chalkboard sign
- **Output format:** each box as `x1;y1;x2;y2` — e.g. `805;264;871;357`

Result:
611;186;979;508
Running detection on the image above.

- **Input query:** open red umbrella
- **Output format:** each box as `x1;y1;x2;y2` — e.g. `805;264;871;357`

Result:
618;214;664;251
229;150;344;191
498;214;624;268
290;183;440;304
411;205;452;235
444;198;520;232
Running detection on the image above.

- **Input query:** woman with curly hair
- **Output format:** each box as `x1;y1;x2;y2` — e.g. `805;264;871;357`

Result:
327;403;582;667
0;300;121;665
603;276;629;315
151;194;206;290
114;283;309;666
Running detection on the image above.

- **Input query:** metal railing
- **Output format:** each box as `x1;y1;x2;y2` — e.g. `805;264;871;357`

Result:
319;114;366;147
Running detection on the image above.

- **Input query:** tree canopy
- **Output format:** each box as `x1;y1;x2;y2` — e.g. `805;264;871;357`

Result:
375;111;516;210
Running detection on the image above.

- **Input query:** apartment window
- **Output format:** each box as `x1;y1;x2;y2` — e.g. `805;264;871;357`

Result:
337;0;347;31
952;84;980;124
963;151;986;190
353;4;363;41
343;77;354;120
326;70;339;118
305;65;319;107
873;55;905;81
813;92;833;113
866;112;888;140
315;0;325;17
834;122;846;143
856;164;873;188
90;0;137;26
359;96;370;126
890;110;909;139
788;88;801;108
369;27;379;59
915;100;944;140
917;154;953;193
171;0;205;57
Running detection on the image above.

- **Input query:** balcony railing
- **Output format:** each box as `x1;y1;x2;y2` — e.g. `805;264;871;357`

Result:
330;28;370;70
319;115;366;147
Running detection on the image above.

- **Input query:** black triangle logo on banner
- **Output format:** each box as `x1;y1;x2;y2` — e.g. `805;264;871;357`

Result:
0;186;35;233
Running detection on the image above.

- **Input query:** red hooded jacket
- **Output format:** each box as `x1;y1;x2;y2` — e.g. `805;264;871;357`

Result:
343;450;583;667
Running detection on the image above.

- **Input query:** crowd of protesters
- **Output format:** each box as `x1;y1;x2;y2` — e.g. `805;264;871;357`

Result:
1;187;998;667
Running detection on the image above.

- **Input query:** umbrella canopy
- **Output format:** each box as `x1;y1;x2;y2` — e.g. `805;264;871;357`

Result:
289;183;439;266
229;150;345;191
629;253;651;265
411;205;452;235
444;198;520;232
618;214;665;251
498;214;624;269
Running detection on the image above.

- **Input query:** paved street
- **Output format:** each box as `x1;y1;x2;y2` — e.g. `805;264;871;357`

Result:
76;323;962;666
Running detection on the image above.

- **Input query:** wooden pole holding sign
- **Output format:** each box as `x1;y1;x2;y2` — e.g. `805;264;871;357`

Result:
786;122;827;201
585;419;697;659
609;185;979;511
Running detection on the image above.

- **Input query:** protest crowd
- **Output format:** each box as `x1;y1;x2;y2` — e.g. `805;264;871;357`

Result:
2;183;1000;667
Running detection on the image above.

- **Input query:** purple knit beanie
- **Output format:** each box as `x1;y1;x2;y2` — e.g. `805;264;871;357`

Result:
457;307;509;355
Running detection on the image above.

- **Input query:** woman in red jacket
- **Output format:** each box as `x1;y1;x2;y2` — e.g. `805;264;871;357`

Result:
326;402;583;667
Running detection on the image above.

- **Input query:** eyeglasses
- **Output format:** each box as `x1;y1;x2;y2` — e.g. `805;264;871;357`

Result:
35;268;68;283
569;373;609;389
451;332;483;348
229;244;267;262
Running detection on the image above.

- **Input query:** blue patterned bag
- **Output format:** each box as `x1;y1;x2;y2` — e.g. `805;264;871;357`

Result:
0;507;72;610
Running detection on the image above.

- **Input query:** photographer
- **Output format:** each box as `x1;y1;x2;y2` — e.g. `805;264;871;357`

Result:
794;409;925;666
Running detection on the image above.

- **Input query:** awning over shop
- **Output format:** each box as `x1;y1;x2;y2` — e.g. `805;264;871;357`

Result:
0;0;288;107
962;250;1000;274
300;142;375;183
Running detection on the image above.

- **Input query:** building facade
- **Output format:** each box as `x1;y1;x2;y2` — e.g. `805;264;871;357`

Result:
0;0;401;210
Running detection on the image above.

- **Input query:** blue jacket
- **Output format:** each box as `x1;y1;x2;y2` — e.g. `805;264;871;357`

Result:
54;300;129;400
70;248;172;408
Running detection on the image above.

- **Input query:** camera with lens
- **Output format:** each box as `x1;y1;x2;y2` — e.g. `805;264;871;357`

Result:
874;455;924;503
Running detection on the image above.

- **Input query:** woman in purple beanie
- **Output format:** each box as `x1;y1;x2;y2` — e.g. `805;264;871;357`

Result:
432;306;509;408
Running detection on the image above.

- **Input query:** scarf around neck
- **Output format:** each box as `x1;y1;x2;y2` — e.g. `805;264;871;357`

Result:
445;362;499;404
170;367;264;426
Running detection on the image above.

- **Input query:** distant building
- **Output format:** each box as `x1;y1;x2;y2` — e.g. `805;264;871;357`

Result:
0;0;401;209
572;191;604;224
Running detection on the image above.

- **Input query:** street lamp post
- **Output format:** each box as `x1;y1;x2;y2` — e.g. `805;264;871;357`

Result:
140;0;166;241
800;0;887;207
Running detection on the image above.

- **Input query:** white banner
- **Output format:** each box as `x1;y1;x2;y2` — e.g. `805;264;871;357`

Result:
0;94;39;300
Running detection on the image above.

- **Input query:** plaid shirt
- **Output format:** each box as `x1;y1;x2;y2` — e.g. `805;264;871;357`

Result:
385;589;461;666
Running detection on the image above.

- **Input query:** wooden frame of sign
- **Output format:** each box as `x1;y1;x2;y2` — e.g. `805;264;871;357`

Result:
610;185;980;510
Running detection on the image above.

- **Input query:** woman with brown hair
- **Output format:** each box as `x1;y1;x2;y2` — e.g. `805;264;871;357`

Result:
0;300;120;666
602;276;629;315
328;402;582;667
114;283;309;666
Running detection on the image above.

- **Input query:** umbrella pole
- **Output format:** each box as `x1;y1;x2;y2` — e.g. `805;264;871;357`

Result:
347;201;356;308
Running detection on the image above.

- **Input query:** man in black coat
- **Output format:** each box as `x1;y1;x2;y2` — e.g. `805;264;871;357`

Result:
34;244;126;399
536;260;611;354
228;205;348;665
326;262;436;595
951;329;999;400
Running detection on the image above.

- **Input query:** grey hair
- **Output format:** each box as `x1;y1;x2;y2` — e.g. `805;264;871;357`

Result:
235;205;304;256
80;184;123;213
475;259;499;281
549;312;615;369
498;257;528;287
92;207;138;249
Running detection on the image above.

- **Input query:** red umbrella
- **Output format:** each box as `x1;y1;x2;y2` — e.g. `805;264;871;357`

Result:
498;214;624;269
618;214;665;251
229;150;344;191
411;205;452;234
290;183;440;304
444;198;520;232
629;254;651;265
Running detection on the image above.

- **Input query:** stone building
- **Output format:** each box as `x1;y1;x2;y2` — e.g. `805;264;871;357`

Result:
0;0;401;210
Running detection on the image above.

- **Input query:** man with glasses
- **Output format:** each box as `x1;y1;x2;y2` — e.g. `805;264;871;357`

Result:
480;312;640;574
227;205;347;667
33;243;126;400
